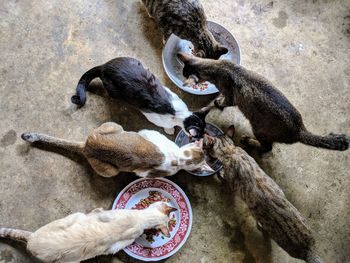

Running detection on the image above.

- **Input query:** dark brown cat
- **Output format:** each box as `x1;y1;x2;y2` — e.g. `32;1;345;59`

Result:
178;52;349;152
142;0;228;59
202;126;323;263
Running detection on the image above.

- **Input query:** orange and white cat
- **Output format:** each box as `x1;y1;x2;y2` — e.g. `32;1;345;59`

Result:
21;122;213;177
0;202;176;263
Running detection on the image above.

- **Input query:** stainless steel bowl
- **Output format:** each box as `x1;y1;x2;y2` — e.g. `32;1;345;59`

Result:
175;123;223;176
162;21;241;95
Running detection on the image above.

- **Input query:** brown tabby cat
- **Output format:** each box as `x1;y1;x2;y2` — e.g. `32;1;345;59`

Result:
141;0;228;59
202;126;323;263
178;52;349;152
21;122;213;178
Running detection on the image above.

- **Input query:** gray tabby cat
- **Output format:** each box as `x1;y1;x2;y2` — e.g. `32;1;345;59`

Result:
142;0;228;59
202;126;323;263
178;52;349;152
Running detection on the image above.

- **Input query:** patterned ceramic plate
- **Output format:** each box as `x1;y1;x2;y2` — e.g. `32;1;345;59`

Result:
112;178;192;261
162;21;241;95
175;123;224;176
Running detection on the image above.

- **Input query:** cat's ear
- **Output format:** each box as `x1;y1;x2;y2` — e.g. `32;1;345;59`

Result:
163;205;177;216
194;139;203;148
157;225;171;238
226;125;235;139
200;161;215;173
159;203;177;216
195;106;212;120
177;52;193;64
203;134;215;148
216;45;229;57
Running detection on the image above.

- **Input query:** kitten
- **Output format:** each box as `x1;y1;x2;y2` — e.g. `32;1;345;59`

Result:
21;122;213;178
0;202;176;263
141;0;228;59
202;126;323;263
178;52;349;152
71;57;209;138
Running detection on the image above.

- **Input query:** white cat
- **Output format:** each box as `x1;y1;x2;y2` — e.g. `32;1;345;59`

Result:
0;202;176;263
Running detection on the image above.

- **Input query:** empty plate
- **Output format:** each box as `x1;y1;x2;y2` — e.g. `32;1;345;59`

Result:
162;21;241;95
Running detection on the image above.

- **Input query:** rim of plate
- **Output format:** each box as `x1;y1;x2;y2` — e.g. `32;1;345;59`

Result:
162;20;241;95
112;178;193;261
174;122;224;176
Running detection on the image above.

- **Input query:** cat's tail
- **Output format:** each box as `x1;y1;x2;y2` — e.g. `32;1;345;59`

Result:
0;227;32;243
71;65;102;107
21;132;84;153
299;129;349;151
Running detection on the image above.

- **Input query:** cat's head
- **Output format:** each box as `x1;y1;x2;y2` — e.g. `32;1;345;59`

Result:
179;142;214;173
177;52;220;87
147;202;177;237
202;125;236;158
196;31;228;59
183;106;211;139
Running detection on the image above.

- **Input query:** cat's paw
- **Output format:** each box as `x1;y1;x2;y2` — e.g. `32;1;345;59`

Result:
164;127;175;135
21;132;38;143
218;169;225;179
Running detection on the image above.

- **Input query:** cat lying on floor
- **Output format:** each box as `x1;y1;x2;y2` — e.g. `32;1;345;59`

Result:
202;126;323;263
21;122;213;177
178;52;349;152
0;202;176;263
71;57;210;138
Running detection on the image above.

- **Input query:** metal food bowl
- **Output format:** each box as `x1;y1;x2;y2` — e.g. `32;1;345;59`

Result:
175;123;223;176
162;21;241;95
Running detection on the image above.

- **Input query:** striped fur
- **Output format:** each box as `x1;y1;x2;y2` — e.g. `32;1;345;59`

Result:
142;0;228;59
203;130;323;263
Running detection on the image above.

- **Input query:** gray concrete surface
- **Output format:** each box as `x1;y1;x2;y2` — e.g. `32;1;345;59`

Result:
0;0;349;262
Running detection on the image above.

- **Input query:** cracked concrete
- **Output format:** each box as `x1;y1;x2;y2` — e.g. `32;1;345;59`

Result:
0;0;349;262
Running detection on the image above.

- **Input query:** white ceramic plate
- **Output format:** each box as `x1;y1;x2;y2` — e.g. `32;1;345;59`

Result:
162;21;241;95
112;178;192;261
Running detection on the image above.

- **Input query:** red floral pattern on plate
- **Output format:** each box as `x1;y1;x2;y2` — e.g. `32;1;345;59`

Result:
112;178;192;261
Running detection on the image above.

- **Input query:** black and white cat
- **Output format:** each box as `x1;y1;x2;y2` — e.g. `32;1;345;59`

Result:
71;57;209;138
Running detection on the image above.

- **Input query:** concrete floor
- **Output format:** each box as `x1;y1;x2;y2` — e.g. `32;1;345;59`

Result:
0;0;349;262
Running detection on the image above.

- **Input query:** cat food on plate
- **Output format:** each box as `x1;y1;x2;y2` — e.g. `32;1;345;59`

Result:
113;178;192;261
175;123;223;176
162;21;241;95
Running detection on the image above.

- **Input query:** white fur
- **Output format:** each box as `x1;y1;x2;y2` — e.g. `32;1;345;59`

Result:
137;130;208;177
26;204;170;263
141;87;192;134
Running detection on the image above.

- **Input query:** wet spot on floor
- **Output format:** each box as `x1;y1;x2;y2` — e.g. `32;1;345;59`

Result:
273;11;288;28
0;249;14;262
16;144;31;156
1;130;17;147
